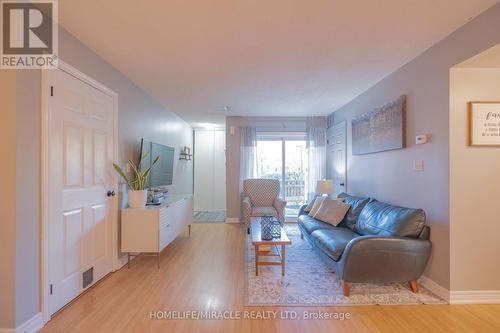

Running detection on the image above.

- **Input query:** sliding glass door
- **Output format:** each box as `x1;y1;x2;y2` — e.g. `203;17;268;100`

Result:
256;133;308;218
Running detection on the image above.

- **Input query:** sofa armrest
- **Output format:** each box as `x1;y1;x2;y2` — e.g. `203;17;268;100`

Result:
242;196;252;226
298;204;308;217
339;236;431;284
273;197;287;225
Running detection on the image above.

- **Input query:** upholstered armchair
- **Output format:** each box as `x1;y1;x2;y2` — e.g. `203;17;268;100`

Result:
242;179;286;233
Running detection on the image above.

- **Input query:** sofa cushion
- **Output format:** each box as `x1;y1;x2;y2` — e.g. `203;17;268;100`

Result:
252;206;277;217
356;200;426;238
298;214;335;234
310;228;358;261
308;196;326;217
313;197;351;226
337;193;370;231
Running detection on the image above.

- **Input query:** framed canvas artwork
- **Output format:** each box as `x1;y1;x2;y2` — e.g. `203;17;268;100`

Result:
352;95;406;155
468;102;500;147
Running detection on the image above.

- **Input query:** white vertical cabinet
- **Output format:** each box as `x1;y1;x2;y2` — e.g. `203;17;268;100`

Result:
213;131;226;211
194;130;226;212
121;195;193;268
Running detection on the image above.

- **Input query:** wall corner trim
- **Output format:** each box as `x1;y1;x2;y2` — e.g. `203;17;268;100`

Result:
450;290;500;304
418;275;450;302
225;218;242;224
0;312;45;333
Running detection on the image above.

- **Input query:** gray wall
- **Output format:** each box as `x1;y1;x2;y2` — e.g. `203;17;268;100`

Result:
15;71;41;327
327;3;500;289
8;26;193;328
0;71;17;329
225;116;326;219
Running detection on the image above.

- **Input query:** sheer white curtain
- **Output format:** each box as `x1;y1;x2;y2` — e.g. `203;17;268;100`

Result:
240;126;257;190
306;126;327;201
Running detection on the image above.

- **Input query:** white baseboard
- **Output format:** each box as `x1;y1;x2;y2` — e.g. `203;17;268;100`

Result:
225;218;241;224
0;312;45;333
18;312;43;333
418;276;500;304
116;254;129;270
450;290;500;304
418;275;450;302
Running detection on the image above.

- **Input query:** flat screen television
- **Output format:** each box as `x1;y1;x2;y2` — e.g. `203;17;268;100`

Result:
139;139;175;188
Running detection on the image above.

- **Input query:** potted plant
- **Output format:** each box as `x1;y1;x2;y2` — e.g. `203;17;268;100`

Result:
113;153;160;208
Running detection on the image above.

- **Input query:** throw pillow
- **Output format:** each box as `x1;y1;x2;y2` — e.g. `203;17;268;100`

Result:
303;195;318;212
313;197;351;226
308;196;326;217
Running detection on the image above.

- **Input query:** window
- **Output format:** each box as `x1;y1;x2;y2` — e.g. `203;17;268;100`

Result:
256;132;308;218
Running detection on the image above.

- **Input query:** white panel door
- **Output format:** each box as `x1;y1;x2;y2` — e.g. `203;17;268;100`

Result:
329;121;347;196
48;68;114;316
213;130;226;211
194;130;214;211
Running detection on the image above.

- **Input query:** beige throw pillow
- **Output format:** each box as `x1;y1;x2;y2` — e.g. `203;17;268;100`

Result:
308;196;326;217
313;197;351;226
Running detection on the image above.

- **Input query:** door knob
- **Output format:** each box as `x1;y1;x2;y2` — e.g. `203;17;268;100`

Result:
107;190;116;197
340;183;345;187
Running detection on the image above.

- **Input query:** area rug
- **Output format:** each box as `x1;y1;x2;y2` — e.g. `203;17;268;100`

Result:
193;211;226;223
246;224;445;306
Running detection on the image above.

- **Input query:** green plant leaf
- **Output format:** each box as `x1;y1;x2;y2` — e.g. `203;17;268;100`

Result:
138;150;149;169
113;163;133;189
112;154;160;191
125;160;141;190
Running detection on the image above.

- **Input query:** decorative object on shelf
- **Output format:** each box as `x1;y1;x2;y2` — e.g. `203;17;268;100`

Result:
260;215;273;240
179;146;192;160
316;179;333;196
468;101;500;147
352;95;406;155
271;219;281;238
113;152;160;208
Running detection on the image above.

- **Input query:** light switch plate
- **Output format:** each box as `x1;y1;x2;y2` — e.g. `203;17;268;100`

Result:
414;160;425;171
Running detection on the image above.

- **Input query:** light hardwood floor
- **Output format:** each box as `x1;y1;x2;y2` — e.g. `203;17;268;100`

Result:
41;223;500;333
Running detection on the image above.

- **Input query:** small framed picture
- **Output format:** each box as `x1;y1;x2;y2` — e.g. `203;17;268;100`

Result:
468;101;500;147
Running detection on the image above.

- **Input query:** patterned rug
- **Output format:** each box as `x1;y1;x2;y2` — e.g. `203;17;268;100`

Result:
193;211;226;223
246;224;445;306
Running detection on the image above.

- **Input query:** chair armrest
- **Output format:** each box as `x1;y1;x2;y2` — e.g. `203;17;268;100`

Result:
241;196;252;226
273;197;287;225
339;236;431;283
298;204;308;216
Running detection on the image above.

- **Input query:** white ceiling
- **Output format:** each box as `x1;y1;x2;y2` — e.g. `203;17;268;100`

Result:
59;0;498;127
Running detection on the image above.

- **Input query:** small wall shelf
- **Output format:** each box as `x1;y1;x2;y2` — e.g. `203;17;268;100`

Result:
179;146;192;160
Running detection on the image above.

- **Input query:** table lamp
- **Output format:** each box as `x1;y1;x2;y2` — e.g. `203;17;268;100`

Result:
316;179;333;196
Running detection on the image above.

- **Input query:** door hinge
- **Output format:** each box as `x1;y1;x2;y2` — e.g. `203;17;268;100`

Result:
50;86;54;97
50;284;53;295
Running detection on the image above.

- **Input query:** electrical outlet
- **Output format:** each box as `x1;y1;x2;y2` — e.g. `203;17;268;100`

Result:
414;160;425;172
415;134;429;145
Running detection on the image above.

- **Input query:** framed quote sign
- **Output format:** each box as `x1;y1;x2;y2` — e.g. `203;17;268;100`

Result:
468;101;500;147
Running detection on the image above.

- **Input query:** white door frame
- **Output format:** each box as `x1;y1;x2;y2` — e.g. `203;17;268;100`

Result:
40;59;119;324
